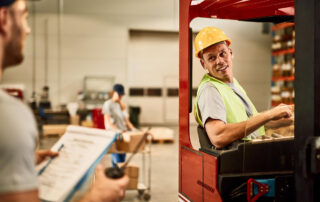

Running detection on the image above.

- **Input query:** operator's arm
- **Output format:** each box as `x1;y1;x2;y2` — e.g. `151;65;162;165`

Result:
205;105;293;149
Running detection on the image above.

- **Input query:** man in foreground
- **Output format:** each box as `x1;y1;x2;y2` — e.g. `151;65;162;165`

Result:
0;0;128;201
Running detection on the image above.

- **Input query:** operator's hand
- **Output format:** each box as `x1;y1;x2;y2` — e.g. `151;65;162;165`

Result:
267;104;294;121
35;150;59;165
81;164;129;202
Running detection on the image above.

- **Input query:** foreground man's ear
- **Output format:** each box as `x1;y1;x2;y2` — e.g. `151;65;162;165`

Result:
0;8;10;35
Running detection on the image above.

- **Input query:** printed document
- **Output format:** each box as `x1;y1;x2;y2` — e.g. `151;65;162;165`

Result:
37;126;117;202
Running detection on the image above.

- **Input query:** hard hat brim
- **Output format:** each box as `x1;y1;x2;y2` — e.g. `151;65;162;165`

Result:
195;39;231;58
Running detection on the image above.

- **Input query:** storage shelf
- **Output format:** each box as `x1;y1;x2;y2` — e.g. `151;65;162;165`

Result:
271;101;294;107
272;48;295;56
271;23;295;108
272;76;295;82
272;22;295;31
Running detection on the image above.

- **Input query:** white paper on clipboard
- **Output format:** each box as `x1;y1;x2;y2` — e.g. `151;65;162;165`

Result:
37;126;117;202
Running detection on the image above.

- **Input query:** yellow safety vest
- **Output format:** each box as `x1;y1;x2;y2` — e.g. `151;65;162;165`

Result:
194;74;265;140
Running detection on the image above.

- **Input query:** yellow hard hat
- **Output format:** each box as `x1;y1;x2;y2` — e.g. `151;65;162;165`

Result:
194;27;231;58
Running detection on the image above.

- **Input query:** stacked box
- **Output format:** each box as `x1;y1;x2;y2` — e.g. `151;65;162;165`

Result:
118;163;139;189
81;120;93;128
69;115;80;125
266;125;294;137
108;131;145;153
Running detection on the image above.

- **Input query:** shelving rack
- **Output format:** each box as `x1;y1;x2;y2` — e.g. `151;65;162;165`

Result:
271;22;295;107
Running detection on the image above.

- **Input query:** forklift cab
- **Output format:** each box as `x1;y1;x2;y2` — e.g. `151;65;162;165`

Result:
197;124;294;201
179;0;320;201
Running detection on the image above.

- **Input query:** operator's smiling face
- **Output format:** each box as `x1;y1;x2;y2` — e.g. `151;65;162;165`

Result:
200;42;233;83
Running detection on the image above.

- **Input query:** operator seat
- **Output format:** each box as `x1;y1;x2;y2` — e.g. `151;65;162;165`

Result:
197;125;213;150
197;125;243;150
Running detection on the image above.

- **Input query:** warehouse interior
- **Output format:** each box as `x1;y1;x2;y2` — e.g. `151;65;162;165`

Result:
2;0;272;117
0;0;304;201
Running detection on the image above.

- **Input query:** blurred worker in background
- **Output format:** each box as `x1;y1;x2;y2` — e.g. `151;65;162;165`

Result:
0;0;128;201
194;27;294;149
103;84;136;166
103;84;136;132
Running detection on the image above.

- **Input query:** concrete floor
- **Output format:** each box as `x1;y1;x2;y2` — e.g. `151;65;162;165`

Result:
39;125;200;202
121;127;179;202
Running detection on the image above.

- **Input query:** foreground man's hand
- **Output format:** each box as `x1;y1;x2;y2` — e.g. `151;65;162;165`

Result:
35;150;59;165
79;164;129;202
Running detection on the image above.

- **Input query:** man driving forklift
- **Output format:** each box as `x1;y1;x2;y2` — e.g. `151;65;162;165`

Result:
194;27;294;149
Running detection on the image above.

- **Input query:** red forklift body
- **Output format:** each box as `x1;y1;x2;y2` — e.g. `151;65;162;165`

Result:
179;0;294;201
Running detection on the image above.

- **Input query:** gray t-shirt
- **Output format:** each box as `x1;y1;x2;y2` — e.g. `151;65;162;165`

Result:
198;82;260;139
0;90;38;193
102;99;129;131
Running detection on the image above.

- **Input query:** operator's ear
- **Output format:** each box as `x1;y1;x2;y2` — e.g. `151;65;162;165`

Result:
228;47;233;56
0;8;9;35
200;58;205;69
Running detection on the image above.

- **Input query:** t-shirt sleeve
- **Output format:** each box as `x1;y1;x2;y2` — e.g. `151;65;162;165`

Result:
102;101;111;115
123;110;129;119
0;100;38;194
198;83;226;125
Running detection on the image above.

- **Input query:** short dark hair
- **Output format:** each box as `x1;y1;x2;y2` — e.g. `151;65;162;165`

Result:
113;84;125;96
0;0;15;7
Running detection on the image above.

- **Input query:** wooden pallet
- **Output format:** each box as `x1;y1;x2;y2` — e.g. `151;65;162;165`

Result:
42;124;68;137
141;127;175;144
151;139;174;144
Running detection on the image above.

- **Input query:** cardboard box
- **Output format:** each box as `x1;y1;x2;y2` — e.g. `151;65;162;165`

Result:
81;120;93;128
108;131;145;153
266;125;294;137
116;163;139;189
118;163;139;178
42;124;68;137
108;143;117;153
69;115;80;125
127;177;138;189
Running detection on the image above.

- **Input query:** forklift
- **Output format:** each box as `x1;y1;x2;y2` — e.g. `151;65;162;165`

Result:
179;0;320;201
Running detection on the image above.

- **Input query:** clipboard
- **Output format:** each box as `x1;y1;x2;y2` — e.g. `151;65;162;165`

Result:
37;126;118;202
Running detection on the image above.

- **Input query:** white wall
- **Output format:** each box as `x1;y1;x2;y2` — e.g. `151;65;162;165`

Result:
1;0;271;125
127;31;179;124
2;0;179;109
